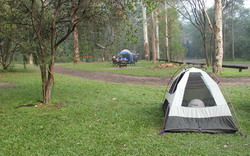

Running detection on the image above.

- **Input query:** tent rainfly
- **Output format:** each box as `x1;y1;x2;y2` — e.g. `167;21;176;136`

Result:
161;67;238;133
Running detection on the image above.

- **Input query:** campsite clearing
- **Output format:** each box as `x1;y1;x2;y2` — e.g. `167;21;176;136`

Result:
55;66;250;86
0;66;249;155
59;60;250;78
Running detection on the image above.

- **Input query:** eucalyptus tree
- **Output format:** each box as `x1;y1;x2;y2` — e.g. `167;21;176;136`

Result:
150;11;157;64
165;2;170;61
142;2;150;60
213;0;223;73
0;0;126;104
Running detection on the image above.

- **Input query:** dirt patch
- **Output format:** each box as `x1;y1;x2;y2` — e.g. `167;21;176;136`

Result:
55;66;250;86
150;63;177;70
0;82;16;88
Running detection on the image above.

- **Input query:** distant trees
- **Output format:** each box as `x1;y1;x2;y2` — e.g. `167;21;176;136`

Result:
175;0;250;73
168;0;211;66
141;1;185;62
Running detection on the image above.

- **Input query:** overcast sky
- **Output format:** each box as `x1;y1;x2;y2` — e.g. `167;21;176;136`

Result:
245;0;250;8
206;0;250;8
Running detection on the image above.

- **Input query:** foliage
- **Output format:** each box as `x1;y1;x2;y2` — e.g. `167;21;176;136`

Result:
0;1;20;70
0;67;249;155
182;1;250;61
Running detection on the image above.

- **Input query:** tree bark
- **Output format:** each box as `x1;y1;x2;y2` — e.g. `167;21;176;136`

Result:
213;0;224;74
28;54;33;64
151;12;156;64
202;34;210;66
72;0;80;63
231;1;235;60
155;9;160;59
142;3;150;60
165;3;170;61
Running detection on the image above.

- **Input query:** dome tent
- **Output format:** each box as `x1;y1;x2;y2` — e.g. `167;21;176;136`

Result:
118;49;134;64
161;67;238;133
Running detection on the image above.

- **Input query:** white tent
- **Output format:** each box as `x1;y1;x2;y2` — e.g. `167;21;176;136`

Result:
162;67;237;133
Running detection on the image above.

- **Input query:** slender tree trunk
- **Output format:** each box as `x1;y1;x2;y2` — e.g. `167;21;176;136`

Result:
40;64;47;103
223;17;226;59
213;0;223;73
209;33;214;65
203;35;210;66
72;0;80;63
29;54;33;64
151;12;156;64
165;3;170;61
142;3;150;61
41;9;57;104
231;1;235;60
155;9;160;59
3;64;8;70
72;27;80;63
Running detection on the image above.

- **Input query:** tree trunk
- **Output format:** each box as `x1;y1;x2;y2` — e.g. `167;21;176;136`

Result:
202;35;210;66
40;66;53;104
40;64;47;103
231;1;235;60
155;9;160;59
72;26;80;63
3;64;8;70
223;17;226;59
142;3;150;61
72;0;80;63
165;3;170;61
151;12;157;64
28;54;33;64
213;0;223;74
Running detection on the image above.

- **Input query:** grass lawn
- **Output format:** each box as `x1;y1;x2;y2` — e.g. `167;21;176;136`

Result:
58;61;180;77
58;60;250;78
0;66;249;155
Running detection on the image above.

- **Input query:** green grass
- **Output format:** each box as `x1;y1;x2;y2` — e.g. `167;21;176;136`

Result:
58;60;250;78
58;61;182;77
0;67;250;155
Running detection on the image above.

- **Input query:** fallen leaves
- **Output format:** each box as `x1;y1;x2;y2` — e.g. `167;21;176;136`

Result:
150;63;176;70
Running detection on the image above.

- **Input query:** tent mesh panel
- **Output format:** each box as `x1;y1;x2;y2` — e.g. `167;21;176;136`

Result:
182;72;216;107
169;72;185;94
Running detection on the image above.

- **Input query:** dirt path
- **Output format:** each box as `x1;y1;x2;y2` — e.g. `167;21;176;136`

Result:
55;66;250;86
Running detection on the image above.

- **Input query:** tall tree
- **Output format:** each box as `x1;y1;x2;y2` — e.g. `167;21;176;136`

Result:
213;0;223;73
142;3;150;60
155;9;160;59
0;0;99;104
151;11;157;64
71;0;80;63
165;2;170;61
231;1;235;60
